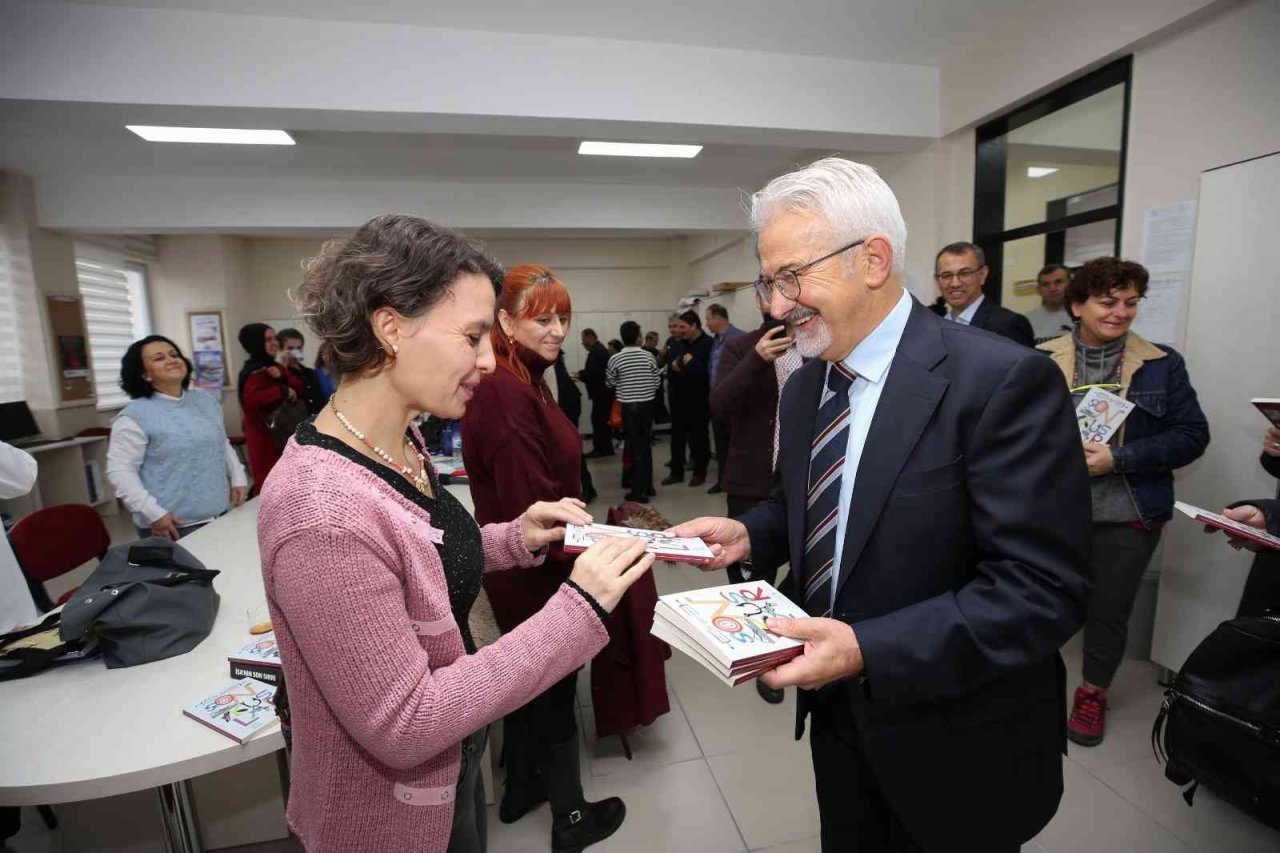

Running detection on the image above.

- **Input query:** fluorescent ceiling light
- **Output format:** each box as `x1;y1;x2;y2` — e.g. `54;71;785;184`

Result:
578;141;701;158
126;126;295;145
1026;166;1059;178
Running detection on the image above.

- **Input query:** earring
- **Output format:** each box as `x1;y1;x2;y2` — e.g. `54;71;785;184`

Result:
508;336;515;346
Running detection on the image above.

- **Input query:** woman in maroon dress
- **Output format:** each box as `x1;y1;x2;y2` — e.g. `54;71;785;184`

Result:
461;264;625;851
237;323;304;495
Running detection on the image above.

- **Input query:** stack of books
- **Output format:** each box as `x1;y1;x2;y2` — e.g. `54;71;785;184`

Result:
227;632;283;686
650;581;807;686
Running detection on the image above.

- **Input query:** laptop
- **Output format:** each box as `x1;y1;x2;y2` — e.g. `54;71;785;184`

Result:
0;401;63;448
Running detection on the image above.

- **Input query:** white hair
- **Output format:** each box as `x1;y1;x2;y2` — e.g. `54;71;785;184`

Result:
749;157;908;276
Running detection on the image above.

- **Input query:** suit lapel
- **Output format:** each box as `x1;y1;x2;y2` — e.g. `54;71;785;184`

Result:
970;298;991;330
832;304;949;606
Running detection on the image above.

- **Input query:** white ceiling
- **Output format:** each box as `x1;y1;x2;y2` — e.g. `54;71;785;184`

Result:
69;0;1027;65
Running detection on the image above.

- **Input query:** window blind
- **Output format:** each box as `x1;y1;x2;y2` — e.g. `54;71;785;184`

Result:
75;239;147;410
0;228;24;404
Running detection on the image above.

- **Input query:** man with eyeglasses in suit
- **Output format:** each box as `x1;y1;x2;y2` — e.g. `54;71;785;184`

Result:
672;159;1090;852
935;242;1035;347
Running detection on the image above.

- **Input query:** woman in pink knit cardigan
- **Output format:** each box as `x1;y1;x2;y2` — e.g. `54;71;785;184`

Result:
257;215;655;853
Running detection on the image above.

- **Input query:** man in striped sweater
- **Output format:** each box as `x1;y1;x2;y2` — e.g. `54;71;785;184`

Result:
606;321;661;503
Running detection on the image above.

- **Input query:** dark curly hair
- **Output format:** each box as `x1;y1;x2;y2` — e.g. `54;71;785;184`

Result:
294;215;503;378
119;335;194;399
1066;257;1149;318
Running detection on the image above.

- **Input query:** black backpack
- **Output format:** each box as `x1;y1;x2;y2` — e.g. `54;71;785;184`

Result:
1152;615;1280;829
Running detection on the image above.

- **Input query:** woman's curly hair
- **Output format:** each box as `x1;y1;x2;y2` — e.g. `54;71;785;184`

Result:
294;215;503;378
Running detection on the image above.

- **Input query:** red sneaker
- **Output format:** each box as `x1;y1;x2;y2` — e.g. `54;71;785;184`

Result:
1067;686;1107;746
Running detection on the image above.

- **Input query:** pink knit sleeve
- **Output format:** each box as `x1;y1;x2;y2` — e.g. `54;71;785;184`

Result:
479;517;546;573
270;527;607;771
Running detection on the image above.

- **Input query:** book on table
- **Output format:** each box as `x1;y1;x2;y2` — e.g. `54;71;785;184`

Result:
1252;398;1280;427
650;581;807;686
227;632;283;685
1174;501;1280;551
1076;387;1136;445
563;523;716;566
184;678;279;744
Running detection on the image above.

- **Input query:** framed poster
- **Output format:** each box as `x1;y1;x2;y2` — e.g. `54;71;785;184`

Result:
188;310;230;391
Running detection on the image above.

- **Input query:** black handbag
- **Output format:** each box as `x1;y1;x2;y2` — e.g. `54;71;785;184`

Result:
1152;615;1280;829
266;375;309;449
58;537;221;669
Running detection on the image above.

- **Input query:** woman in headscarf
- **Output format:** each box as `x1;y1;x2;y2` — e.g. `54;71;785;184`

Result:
238;322;304;495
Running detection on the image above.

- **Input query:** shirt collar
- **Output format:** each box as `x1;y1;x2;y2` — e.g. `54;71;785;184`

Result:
952;293;985;324
841;289;913;386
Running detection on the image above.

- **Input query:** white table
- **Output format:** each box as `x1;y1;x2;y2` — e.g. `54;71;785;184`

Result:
0;501;280;852
0;483;482;852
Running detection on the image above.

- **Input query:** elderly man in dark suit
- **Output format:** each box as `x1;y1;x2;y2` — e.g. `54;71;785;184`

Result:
673;158;1091;853
934;242;1035;347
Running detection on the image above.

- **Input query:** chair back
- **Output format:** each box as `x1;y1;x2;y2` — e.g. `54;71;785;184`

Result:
9;504;111;583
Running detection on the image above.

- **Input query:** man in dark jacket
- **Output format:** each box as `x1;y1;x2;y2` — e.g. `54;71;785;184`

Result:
934;242;1035;347
673;158;1090;853
554;351;596;502
277;328;330;415
662;311;713;487
576;328;614;458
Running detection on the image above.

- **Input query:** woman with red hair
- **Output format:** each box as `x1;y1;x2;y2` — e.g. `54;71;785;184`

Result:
461;264;625;851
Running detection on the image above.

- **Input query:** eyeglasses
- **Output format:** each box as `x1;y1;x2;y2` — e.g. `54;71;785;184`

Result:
755;238;866;302
934;267;984;284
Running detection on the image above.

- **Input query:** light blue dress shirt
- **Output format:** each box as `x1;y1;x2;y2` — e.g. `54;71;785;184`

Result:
948;293;984;326
830;289;914;589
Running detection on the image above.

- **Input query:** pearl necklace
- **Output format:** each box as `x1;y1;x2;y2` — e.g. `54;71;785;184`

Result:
329;397;433;497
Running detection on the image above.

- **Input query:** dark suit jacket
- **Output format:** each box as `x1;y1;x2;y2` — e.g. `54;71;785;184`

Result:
582;342;611;400
969;298;1035;347
709;328;777;500
740;300;1092;850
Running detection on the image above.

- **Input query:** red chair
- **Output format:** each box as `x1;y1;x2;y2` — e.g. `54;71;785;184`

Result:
9;504;111;609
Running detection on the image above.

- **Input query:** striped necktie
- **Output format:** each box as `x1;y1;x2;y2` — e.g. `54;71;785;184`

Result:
803;363;856;617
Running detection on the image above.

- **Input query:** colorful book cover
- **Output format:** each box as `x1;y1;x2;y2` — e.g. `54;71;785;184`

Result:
653;581;807;669
1076;387;1136;444
183;678;279;744
228;633;281;667
564;523;715;566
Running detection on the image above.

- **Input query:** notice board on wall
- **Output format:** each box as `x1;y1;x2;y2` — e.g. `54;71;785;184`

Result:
1150;151;1280;672
46;294;93;403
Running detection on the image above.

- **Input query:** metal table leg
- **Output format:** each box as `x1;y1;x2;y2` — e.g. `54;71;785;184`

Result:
156;779;204;853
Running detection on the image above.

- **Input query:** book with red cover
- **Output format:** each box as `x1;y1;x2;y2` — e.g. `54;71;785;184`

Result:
1252;398;1280;427
1175;501;1280;551
563;523;716;566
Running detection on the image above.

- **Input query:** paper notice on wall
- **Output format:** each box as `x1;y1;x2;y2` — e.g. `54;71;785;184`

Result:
1141;202;1197;273
1129;274;1185;345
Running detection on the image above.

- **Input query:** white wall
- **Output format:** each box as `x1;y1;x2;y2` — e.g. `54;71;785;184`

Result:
150;235;249;434
938;0;1227;134
1120;0;1280;264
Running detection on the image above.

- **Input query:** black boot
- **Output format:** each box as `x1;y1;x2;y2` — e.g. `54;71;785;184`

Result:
498;711;547;824
536;735;625;853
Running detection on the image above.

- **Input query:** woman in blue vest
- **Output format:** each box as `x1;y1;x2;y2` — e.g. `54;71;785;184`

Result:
106;335;248;540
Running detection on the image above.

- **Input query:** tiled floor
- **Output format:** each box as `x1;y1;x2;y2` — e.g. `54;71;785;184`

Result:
10;443;1280;852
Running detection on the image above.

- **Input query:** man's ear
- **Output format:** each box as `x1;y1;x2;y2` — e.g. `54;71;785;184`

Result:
861;235;894;288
